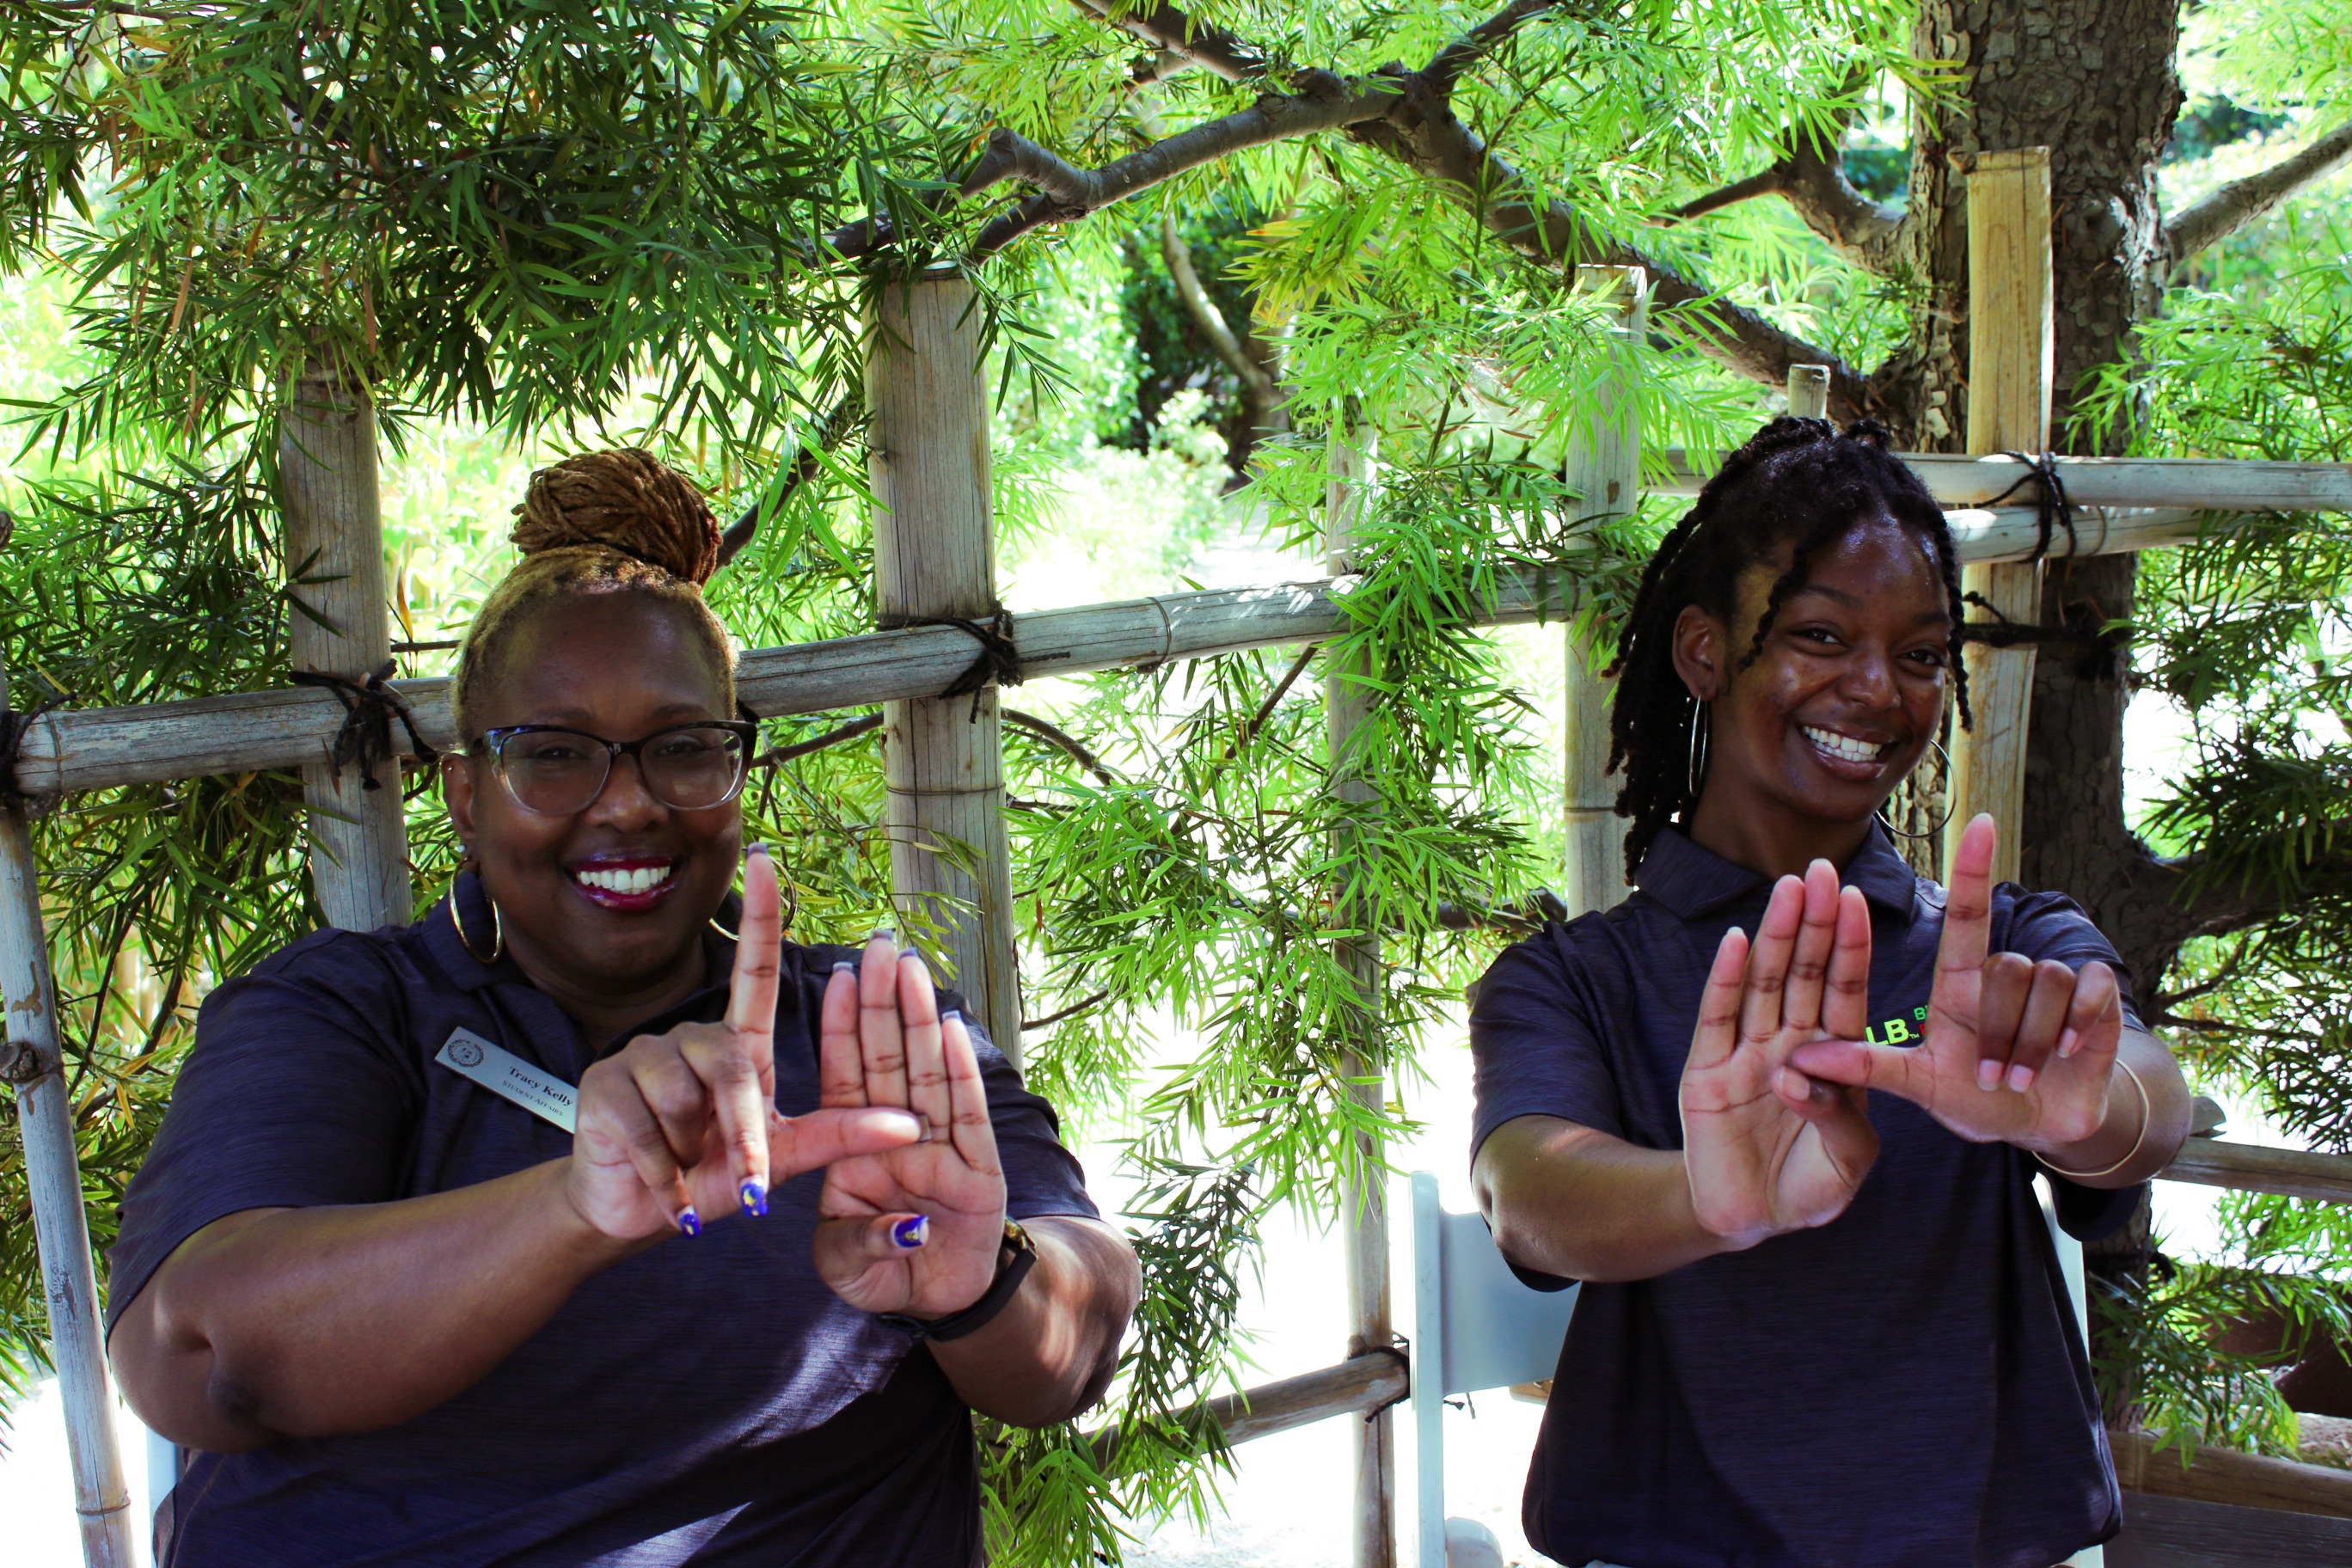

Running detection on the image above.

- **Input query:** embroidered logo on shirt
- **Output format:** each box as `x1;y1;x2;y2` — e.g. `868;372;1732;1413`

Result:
1864;1004;1930;1047
435;1027;579;1133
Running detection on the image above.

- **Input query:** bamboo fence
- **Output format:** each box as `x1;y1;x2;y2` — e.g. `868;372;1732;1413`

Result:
12;175;2352;1568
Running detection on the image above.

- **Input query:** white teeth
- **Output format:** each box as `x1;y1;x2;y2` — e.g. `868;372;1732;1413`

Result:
1801;726;1886;764
573;864;674;894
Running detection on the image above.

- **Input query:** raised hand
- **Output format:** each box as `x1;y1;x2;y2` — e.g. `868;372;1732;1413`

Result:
1787;815;2128;1154
566;847;923;1242
1681;861;1881;1247
811;935;1009;1318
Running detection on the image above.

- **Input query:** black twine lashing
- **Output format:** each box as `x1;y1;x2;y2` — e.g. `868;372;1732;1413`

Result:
289;660;441;789
0;695;67;817
1984;451;2078;562
1957;591;2132;652
889;607;1023;720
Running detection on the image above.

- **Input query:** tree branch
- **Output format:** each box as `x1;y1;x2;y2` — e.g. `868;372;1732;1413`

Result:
2166;117;2352;268
714;393;860;570
1159;211;1288;467
1424;0;1563;98
1660;166;1788;224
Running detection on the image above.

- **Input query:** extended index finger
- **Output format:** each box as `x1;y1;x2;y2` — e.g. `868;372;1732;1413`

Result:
726;845;783;1087
1936;814;1997;982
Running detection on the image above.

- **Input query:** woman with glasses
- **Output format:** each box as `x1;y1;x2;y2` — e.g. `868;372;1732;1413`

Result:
106;450;1139;1567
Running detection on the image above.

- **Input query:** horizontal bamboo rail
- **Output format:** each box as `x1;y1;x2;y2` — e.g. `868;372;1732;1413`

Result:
1655;451;2352;512
3;495;2288;799
2111;1425;2352;1519
2160;1138;2352;1205
1087;1352;1408;1462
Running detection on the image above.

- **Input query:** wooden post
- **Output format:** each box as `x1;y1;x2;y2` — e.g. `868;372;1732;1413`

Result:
1324;413;1396;1568
1945;149;2053;885
868;275;1022;1060
282;366;407;931
1560;266;1647;916
1787;364;1831;421
0;657;138;1568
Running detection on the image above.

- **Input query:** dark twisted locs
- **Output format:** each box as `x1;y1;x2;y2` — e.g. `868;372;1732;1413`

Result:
1605;417;1973;880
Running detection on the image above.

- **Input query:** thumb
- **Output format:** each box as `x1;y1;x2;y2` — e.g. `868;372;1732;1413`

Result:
1785;1038;1920;1099
814;1211;930;1275
769;1106;923;1179
1773;1069;1879;1180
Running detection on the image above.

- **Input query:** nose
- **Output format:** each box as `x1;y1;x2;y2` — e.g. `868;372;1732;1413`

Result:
1838;642;1899;709
582;748;666;830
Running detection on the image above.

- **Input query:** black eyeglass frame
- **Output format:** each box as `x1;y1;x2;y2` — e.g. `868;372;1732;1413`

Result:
468;720;761;817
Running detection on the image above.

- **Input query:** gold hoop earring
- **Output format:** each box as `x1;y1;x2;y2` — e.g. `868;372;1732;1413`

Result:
450;885;505;964
1876;738;1957;842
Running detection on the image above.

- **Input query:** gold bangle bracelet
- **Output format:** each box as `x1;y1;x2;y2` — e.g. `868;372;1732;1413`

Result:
2038;1056;2151;1181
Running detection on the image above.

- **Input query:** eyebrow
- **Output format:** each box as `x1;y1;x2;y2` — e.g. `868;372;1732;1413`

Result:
1785;585;1950;626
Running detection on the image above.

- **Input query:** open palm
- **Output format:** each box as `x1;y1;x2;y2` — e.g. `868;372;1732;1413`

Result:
1788;816;2125;1155
812;938;1008;1318
1681;861;1881;1247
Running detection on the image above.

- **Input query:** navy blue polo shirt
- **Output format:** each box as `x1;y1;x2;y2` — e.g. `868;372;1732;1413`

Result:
1471;826;2143;1568
108;873;1099;1568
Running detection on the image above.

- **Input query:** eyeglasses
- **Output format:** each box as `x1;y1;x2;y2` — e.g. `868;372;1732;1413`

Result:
471;721;758;817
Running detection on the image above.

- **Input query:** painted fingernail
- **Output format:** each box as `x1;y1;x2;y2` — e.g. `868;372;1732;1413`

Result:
678;1206;702;1239
2057;1027;2080;1057
739;1179;769;1217
891;1215;929;1250
2007;1063;2036;1093
832;960;856;976
868;928;896;945
1975;1059;2002;1091
940;1008;963;1025
748;842;770;860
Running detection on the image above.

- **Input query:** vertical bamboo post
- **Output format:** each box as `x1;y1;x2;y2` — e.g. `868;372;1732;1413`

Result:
869;275;1022;1061
1323;413;1395;1568
1945;149;2052;885
1;658;138;1568
1560;266;1647;916
1786;364;1831;421
282;365;407;931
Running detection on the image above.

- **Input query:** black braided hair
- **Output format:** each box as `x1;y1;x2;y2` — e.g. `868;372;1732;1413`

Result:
1605;416;1972;879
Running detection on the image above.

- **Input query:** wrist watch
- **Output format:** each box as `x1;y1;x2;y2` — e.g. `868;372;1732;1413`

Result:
875;1219;1038;1343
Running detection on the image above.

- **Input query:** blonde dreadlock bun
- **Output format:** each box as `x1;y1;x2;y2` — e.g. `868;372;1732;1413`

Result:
511;448;722;585
450;450;736;740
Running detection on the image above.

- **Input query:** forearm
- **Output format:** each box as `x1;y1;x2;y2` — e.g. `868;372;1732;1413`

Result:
1474;1116;1742;1283
928;1216;1139;1426
2029;1027;2194;1188
115;1157;647;1451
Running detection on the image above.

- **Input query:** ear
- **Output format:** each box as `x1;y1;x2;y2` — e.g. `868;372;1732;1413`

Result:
442;753;479;853
1670;603;1727;704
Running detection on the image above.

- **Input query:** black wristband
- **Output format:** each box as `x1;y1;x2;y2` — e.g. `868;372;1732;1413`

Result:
875;1220;1037;1344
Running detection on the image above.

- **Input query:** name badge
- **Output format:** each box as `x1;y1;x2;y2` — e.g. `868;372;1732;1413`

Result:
435;1027;579;1134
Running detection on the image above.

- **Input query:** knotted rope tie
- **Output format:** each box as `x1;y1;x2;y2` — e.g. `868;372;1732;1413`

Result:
289;661;442;789
0;695;66;818
884;607;1024;721
1983;450;2079;562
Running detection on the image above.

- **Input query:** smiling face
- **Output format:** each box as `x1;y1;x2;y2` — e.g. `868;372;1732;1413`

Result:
444;591;742;1025
1673;514;1953;867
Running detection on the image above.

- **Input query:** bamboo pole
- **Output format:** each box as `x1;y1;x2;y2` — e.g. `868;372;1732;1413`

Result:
1323;413;1396;1568
0;657;138;1568
867;275;1022;1061
282;365;407;931
1785;364;1830;421
6;499;2255;800
1560;266;1646;916
1945;148;2054;886
1649;450;2352;511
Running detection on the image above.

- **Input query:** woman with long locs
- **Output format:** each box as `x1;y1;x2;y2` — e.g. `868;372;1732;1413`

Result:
1472;418;2194;1567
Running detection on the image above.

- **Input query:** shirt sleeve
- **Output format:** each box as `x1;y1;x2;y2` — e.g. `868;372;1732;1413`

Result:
1469;925;1622;1160
1996;886;2153;1242
105;934;424;1335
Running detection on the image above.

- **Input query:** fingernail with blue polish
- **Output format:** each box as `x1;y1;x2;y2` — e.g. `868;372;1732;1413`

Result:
748;842;771;860
868;928;897;945
739;1179;768;1218
940;1008;963;1025
832;960;856;975
678;1206;702;1239
891;1215;929;1250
